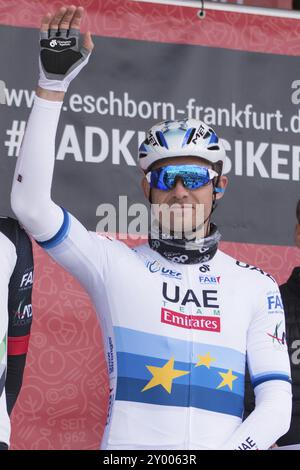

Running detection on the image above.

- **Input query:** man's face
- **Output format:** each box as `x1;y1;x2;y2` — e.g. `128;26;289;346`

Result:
142;156;228;236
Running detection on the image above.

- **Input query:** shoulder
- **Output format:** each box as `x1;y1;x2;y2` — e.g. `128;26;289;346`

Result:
90;232;140;257
0;216;18;239
0;216;32;251
0;218;19;273
215;249;278;289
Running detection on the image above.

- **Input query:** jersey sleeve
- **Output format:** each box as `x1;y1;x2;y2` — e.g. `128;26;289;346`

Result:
246;278;291;390
222;277;292;450
10;95;109;296
36;208;110;297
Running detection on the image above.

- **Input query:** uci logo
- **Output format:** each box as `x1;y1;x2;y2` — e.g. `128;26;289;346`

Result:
50;39;57;48
147;261;161;273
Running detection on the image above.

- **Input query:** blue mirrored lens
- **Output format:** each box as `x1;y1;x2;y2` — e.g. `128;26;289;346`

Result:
150;165;211;191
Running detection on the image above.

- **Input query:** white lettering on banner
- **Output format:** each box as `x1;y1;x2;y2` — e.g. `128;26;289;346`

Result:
293;147;300;180
2;86;300;134
69;92;175;120
222;139;300;180
246;142;269;178
291;340;300;365
291;80;300;105
4;88;35;108
0;80;6;104
290;110;300;133
69;94;82;112
55;126;144;165
3;116;300;181
57;125;83;161
95;96;108;115
85;127;109;163
112;129;136;165
231;103;244;128
235;141;243;176
184;100;284;131
272;144;289;180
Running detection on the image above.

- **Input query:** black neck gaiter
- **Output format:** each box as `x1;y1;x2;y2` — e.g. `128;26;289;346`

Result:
148;222;221;264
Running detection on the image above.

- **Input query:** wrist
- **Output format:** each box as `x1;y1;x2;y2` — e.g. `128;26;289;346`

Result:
36;86;65;102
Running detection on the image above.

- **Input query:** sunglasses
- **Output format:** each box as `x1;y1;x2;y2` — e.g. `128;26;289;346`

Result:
146;165;219;191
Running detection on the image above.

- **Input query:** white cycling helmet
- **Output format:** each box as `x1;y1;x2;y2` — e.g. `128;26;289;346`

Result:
139;119;226;174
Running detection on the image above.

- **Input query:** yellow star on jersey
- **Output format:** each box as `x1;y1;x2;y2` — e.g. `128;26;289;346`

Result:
217;369;238;391
195;352;216;369
142;358;189;394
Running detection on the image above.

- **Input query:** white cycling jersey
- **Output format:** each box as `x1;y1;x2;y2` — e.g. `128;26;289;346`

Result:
11;96;292;450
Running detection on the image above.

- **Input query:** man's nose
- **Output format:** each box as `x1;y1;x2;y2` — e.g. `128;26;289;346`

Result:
171;179;189;199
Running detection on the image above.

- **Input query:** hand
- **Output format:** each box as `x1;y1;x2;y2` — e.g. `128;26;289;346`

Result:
38;5;94;96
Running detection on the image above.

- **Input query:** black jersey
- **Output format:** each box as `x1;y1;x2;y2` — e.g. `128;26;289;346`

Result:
0;217;33;447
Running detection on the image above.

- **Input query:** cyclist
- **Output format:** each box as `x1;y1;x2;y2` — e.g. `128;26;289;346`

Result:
11;5;291;450
0;217;33;450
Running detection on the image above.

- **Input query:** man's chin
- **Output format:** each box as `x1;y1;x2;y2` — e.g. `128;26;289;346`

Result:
160;221;197;238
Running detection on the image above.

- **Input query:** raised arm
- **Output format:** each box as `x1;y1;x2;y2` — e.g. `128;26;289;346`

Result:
10;7;110;295
11;6;93;241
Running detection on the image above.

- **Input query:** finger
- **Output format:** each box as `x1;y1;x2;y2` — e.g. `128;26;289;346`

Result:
82;31;94;53
69;6;84;31
57;29;68;38
40;12;51;38
49;6;67;34
68;28;80;38
58;5;76;31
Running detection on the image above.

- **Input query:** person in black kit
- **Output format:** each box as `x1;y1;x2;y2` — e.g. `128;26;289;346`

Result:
244;200;300;447
293;0;300;11
0;217;34;450
277;200;300;446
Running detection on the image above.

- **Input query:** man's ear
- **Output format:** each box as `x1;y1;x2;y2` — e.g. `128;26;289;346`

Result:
141;175;150;199
214;175;228;200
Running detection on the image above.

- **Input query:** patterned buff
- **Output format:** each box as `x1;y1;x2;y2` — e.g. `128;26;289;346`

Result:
148;222;221;264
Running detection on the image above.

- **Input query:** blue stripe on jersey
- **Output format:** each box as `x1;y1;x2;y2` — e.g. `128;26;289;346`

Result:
37;207;70;249
252;373;291;388
117;351;245;396
114;326;246;374
116;377;244;418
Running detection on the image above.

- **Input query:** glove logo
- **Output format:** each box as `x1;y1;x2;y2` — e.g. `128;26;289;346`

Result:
50;39;57;48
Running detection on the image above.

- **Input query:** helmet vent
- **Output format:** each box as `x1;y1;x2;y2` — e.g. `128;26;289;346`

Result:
155;131;169;149
209;133;219;144
183;127;196;146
